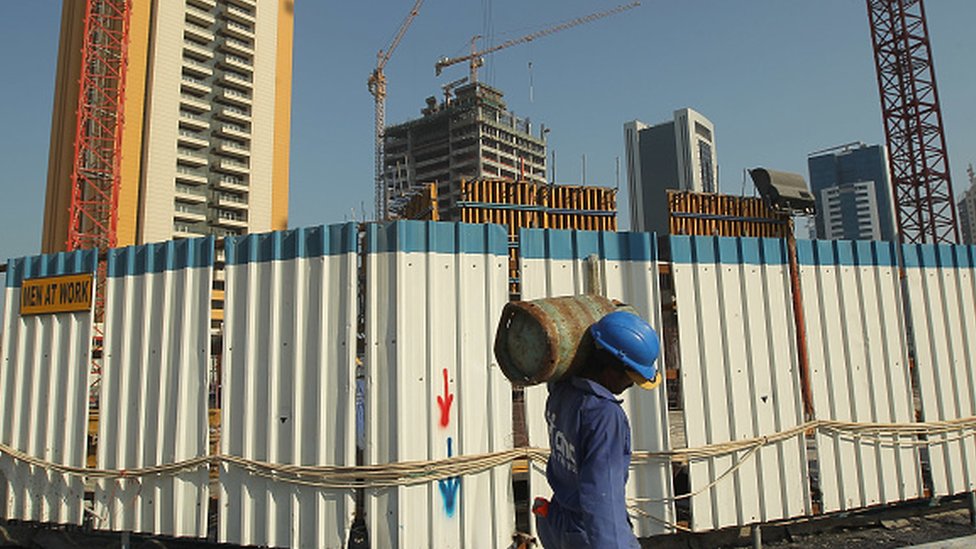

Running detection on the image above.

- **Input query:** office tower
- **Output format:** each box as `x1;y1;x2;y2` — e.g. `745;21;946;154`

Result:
624;108;717;234
807;142;897;242
42;0;292;253
383;82;547;220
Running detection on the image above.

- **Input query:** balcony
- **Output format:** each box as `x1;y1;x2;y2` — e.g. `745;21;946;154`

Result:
174;205;207;223
225;4;256;25
184;23;215;44
216;104;251;123
219;87;251;107
183;39;214;59
220;37;253;56
178;111;209;132
217;140;250;159
176;167;208;185
214;122;250;140
212;210;248;229
187;0;216;10
214;175;248;193
223;20;254;42
217;158;249;175
213;192;249;211
219;53;253;73
177;128;209;148
173;222;208;238
219;70;252;92
180;75;211;95
175;183;208;203
177;147;209;168
227;0;256;8
182;57;213;78
186;5;215;25
180;93;211;113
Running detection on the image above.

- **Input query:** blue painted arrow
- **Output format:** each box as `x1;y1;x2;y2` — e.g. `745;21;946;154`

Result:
438;437;461;517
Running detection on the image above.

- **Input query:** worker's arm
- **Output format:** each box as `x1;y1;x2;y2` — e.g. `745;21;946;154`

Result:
577;403;639;548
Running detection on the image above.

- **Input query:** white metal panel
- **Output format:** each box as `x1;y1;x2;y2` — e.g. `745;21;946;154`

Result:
903;244;976;496
220;225;358;548
365;221;513;549
94;238;213;537
670;236;810;532
799;240;921;512
518;229;674;537
0;250;97;525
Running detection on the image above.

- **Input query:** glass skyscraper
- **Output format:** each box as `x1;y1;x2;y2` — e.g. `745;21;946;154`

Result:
807;143;897;242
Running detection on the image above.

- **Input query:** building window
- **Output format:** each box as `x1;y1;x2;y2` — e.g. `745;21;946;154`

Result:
698;139;715;193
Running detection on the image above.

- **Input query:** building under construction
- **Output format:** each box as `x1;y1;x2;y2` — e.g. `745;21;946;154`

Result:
383;82;547;219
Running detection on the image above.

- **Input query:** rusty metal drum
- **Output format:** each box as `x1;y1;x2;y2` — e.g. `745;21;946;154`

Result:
494;294;633;385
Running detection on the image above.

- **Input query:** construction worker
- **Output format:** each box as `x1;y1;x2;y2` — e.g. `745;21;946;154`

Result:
533;310;661;548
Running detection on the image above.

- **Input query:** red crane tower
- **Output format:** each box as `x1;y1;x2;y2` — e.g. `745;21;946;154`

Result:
67;0;131;252
866;0;958;244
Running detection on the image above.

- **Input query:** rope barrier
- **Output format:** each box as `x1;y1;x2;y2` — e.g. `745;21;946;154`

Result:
2;415;976;533
2;418;975;485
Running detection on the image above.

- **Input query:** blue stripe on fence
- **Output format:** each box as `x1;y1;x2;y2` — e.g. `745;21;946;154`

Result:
902;243;976;269
5;249;99;288
108;237;215;277
365;221;508;256
519;229;657;262
670;236;787;266
795;239;898;267
225;224;357;265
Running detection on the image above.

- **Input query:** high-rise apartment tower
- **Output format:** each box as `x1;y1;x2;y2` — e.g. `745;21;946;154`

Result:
42;0;293;252
958;166;976;244
624;108;717;234
383;83;547;220
807;142;897;242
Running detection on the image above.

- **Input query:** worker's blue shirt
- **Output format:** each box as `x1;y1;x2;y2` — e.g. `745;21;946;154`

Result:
538;376;639;548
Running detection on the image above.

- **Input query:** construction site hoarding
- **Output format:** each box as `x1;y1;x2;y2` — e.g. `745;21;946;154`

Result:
95;237;214;537
219;225;358;548
365;221;514;549
798;240;922;512
0;250;97;525
518;228;674;538
670;235;811;531
903;244;976;497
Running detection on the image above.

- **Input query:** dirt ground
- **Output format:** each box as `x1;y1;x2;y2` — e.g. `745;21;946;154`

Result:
642;497;976;549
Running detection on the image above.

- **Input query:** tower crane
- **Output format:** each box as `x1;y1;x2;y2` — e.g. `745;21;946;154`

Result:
866;0;957;243
435;1;640;83
368;0;423;222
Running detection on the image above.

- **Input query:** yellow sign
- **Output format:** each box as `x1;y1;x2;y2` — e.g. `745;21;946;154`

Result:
20;273;94;316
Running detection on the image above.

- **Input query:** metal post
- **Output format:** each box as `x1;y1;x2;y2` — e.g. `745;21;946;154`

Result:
752;524;762;549
786;222;815;420
969;491;976;529
121;531;130;549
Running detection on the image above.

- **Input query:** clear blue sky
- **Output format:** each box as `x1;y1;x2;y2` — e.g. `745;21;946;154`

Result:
1;1;974;263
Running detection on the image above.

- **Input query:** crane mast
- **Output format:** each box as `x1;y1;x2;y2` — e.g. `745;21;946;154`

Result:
68;0;131;252
435;1;640;82
368;0;423;222
866;0;958;243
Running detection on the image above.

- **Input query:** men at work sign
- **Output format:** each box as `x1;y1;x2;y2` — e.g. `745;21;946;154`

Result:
20;273;94;315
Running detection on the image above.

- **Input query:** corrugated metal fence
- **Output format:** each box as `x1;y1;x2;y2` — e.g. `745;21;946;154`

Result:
519;228;674;538
365;222;513;549
0;250;97;525
96;238;214;537
2;224;976;546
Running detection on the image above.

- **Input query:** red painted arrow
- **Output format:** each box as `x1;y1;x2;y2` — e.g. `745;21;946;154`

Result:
437;368;454;427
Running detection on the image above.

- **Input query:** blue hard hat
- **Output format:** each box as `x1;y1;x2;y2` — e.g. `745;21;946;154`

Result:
590;311;661;388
